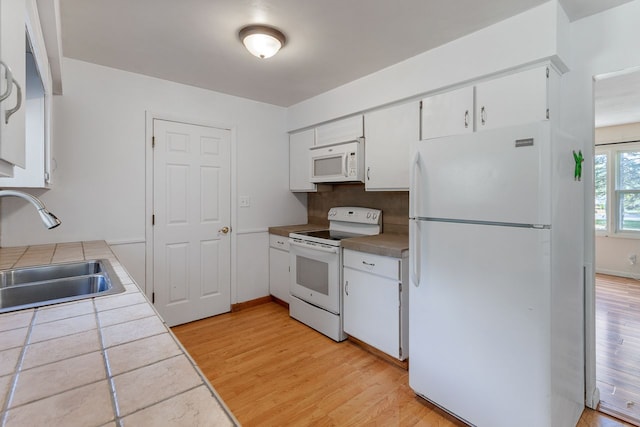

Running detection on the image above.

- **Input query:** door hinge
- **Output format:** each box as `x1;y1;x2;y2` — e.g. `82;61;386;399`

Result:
152;136;155;148
546;108;550;119
399;346;403;359
546;67;549;78
419;100;423;109
152;292;155;304
152;214;155;225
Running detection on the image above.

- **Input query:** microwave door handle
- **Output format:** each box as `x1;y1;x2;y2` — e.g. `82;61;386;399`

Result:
343;153;348;177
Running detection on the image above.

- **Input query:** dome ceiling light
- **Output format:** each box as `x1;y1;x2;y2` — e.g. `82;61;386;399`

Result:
239;25;286;59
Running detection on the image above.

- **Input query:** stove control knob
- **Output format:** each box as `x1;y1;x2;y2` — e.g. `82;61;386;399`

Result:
366;212;371;219
373;213;378;220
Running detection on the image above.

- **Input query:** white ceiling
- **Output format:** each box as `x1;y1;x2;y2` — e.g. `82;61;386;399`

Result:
595;69;640;128
60;0;634;109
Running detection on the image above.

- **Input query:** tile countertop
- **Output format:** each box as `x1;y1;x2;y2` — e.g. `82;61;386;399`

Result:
0;241;237;427
340;233;409;259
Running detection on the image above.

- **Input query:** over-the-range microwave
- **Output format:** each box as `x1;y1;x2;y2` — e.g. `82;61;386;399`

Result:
309;138;364;183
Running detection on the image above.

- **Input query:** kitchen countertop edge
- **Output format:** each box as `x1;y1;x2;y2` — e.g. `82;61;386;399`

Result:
341;233;409;258
0;241;239;427
268;223;327;237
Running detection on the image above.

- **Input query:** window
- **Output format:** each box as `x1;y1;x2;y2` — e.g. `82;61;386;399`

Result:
617;150;640;232
594;153;607;231
596;143;640;235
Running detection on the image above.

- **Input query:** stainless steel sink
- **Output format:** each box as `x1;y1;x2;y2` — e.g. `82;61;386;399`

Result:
0;259;126;313
0;260;105;286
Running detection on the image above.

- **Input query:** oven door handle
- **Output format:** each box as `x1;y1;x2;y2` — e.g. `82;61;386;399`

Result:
289;240;340;254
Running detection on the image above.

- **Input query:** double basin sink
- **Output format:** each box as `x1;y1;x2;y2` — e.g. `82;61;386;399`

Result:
0;259;126;313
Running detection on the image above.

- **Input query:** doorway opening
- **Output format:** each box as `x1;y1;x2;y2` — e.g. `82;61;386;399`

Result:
594;68;640;425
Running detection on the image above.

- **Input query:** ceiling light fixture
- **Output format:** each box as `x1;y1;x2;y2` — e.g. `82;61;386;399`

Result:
239;25;286;59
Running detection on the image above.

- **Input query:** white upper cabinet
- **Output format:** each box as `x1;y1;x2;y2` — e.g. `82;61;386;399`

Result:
0;0;27;176
421;65;553;140
476;66;549;131
421;86;474;140
0;0;53;187
289;128;316;192
315;115;363;147
364;101;419;191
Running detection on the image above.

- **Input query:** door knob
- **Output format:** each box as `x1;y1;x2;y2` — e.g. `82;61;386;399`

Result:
219;226;230;234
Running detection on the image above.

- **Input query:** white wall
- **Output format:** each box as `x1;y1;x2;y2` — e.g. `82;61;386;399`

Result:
561;0;640;408
0;58;307;302
595;122;640;277
287;0;568;131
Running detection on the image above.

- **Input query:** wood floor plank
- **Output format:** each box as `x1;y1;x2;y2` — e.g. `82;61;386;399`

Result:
597;274;640;425
173;300;628;426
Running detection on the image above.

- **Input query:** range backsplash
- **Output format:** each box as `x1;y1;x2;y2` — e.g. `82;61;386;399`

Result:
307;183;409;235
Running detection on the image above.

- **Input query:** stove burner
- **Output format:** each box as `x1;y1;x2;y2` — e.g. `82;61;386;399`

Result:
294;230;361;241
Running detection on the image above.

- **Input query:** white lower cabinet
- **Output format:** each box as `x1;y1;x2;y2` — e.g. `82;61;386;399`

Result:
269;234;290;303
342;249;408;360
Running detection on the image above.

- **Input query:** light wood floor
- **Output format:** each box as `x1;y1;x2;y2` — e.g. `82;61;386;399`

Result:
596;274;640;425
173;301;629;426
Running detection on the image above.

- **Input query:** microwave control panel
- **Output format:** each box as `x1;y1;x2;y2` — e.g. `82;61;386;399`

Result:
347;151;357;177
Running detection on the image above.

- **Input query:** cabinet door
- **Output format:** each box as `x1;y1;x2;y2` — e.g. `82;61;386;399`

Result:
0;0;26;171
364;101;418;191
421;86;474;140
0;43;49;187
269;246;290;303
289;129;316;192
315;115;363;147
476;66;548;131
343;267;400;358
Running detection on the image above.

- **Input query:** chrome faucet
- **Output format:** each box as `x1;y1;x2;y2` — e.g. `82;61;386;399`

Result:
0;190;61;229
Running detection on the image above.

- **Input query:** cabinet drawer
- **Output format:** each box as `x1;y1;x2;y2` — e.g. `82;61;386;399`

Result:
343;249;400;280
269;234;290;251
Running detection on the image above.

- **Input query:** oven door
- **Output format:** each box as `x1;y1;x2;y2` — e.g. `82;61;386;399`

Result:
289;239;341;314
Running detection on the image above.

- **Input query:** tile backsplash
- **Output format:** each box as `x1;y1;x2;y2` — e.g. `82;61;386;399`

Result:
307;183;409;234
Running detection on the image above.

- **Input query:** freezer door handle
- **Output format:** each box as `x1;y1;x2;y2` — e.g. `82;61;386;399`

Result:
410;219;421;287
409;151;421;219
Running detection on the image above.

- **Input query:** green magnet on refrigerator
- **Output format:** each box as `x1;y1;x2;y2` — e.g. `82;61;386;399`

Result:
573;150;584;181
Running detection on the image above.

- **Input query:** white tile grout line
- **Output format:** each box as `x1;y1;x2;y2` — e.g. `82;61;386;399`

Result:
93;298;121;426
0;309;36;426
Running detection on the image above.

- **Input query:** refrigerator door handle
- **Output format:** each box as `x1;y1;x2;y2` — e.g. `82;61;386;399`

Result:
409;151;421;219
410;219;421;287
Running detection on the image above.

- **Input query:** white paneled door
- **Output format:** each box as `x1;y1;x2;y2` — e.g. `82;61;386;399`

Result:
152;119;231;326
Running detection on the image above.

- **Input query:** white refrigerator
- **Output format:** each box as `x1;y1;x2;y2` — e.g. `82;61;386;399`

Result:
408;122;584;427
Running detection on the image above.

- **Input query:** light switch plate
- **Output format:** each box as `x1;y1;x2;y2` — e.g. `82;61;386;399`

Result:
239;197;251;207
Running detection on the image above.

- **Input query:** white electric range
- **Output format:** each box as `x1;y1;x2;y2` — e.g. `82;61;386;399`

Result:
288;206;382;341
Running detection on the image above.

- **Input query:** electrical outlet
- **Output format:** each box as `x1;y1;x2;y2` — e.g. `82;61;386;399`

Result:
628;254;637;265
239;197;251;208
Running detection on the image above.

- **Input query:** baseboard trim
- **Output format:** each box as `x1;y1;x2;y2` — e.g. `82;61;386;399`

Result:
231;295;291;312
270;295;289;309
231;296;273;312
347;335;408;370
596;268;640;280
